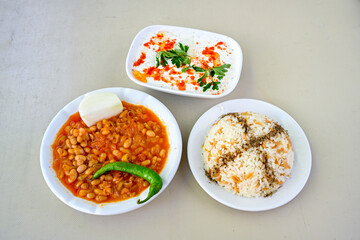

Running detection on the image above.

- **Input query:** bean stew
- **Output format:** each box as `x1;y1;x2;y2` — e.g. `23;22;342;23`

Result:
52;101;169;203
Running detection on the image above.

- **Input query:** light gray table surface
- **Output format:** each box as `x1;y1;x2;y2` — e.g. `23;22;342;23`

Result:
1;0;359;239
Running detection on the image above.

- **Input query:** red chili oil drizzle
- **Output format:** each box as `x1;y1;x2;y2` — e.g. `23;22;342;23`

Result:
135;33;229;93
133;52;146;67
144;32;176;52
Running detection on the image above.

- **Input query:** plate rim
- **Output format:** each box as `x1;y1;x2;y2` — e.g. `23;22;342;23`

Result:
40;87;182;215
187;98;312;211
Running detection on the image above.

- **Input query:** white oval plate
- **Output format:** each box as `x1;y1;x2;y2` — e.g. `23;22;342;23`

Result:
40;88;182;215
187;99;311;211
125;25;243;98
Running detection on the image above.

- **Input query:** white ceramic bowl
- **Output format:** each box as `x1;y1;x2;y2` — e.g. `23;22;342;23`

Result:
187;99;311;211
126;25;243;98
40;88;182;215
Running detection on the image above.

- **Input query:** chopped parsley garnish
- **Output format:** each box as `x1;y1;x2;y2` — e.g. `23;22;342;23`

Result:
156;43;191;68
188;64;231;92
212;64;231;80
155;43;231;92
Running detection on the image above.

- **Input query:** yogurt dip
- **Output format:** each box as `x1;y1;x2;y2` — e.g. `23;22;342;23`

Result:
126;25;243;98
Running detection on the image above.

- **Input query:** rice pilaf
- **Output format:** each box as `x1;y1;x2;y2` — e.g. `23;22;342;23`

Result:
202;112;294;197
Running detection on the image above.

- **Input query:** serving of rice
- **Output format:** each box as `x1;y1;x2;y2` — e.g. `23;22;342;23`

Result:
202;112;294;197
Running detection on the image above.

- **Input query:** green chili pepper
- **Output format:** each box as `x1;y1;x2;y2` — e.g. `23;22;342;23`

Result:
93;162;163;204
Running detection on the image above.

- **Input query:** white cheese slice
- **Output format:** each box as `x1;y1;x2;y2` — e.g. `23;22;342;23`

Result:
79;92;123;127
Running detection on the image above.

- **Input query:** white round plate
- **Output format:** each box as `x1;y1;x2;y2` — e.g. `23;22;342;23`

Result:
40;88;182;215
187;99;311;211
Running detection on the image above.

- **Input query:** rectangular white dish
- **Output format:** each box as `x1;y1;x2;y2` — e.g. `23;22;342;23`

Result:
125;25;243;98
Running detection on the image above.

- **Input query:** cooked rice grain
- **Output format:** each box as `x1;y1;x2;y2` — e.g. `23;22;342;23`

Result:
202;112;294;197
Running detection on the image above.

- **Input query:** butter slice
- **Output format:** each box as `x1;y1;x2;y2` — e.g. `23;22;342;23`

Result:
79;92;123;127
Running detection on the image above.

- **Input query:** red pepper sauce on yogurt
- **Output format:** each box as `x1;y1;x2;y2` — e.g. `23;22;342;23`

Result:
132;31;234;95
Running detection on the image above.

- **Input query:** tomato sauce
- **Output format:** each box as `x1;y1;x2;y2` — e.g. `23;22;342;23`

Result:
52;101;169;203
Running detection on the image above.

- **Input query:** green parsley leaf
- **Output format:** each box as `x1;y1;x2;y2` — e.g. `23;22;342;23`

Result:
203;82;212;92
192;66;206;72
191;64;231;92
181;66;190;73
213;64;231;78
197;72;208;87
156;43;191;68
212;81;220;90
156;57;160;68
